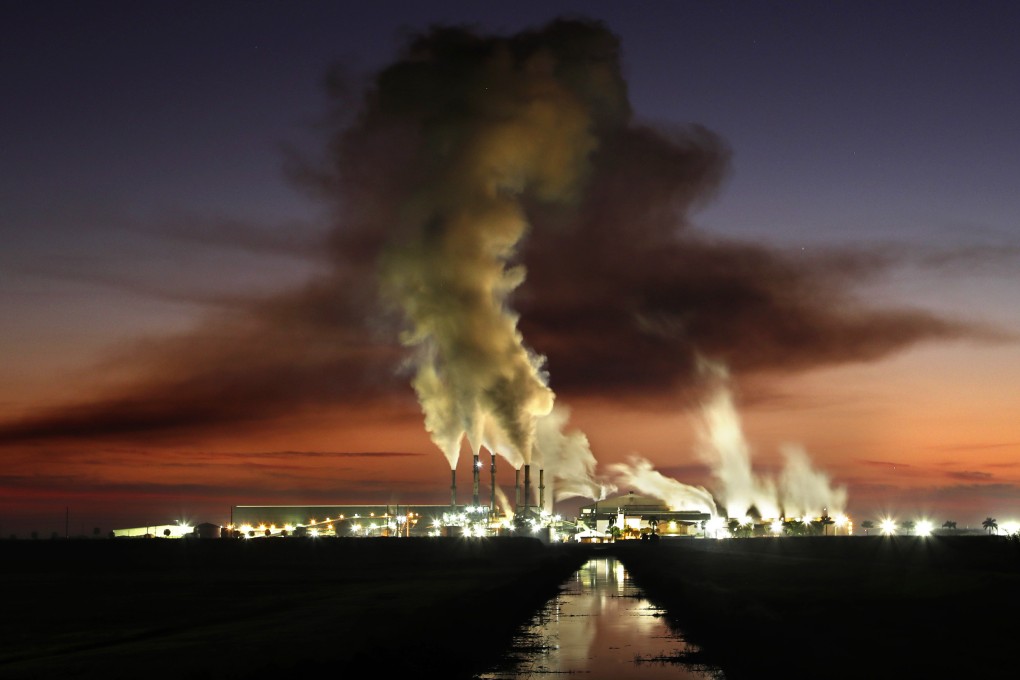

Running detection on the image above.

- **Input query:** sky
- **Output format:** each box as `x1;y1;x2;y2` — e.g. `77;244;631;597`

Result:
1;1;1018;537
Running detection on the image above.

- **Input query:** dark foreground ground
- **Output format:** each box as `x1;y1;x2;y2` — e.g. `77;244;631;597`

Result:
0;536;589;680
613;535;1020;680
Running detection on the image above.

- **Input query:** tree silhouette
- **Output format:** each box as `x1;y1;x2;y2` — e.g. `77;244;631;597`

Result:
820;515;835;536
901;520;916;535
163;528;171;538
982;517;998;535
942;520;957;531
861;520;875;535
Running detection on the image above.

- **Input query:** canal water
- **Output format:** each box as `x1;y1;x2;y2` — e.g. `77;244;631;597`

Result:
476;554;724;679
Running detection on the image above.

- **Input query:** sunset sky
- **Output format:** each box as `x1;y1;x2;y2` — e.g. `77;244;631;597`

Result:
2;1;1018;537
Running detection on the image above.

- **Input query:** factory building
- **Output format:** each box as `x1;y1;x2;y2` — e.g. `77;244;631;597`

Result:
577;492;711;540
229;504;476;538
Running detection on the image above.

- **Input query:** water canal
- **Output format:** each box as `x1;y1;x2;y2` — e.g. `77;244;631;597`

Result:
476;554;723;679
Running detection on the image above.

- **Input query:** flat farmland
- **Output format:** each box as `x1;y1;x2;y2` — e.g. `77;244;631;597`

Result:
0;537;590;679
615;535;1020;679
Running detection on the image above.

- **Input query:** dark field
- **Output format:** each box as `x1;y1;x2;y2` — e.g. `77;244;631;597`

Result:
614;535;1020;680
0;537;589;679
6;535;1018;680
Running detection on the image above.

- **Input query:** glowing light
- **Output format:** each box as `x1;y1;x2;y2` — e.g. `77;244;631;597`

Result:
916;520;933;536
705;517;727;538
834;513;848;528
1001;521;1020;535
770;519;783;535
880;518;897;535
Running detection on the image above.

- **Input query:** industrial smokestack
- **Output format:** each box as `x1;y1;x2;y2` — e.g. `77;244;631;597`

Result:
523;464;531;516
490;452;497;516
539;468;545;511
515;467;521;511
451;469;457;509
472;452;480;508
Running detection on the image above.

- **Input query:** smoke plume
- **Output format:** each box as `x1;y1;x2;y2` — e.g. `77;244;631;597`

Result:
0;17;1000;517
693;357;847;519
607;455;718;516
334;19;632;499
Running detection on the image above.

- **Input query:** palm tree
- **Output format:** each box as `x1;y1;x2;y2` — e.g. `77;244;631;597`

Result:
820;515;835;536
901;520;916;535
982;517;998;535
942;520;957;531
861;520;875;535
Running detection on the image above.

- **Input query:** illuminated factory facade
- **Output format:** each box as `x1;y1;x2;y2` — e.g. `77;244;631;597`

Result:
229;504;469;538
226;492;711;541
577;492;711;539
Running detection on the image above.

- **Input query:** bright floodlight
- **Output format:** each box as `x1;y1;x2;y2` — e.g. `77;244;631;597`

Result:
916;520;933;536
880;518;897;535
705;517;726;536
740;516;753;527
769;519;783;535
834;513;848;528
1001;521;1020;535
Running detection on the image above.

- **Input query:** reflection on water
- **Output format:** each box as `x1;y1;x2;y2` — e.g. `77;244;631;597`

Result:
477;555;723;679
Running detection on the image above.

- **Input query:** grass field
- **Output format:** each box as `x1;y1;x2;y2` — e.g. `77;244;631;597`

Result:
614;535;1020;679
0;536;590;679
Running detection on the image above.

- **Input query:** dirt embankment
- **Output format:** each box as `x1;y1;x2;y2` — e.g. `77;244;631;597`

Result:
614;536;1020;680
0;537;592;679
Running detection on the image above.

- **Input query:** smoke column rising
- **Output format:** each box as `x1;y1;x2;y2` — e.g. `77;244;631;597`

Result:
694;358;847;519
366;21;625;497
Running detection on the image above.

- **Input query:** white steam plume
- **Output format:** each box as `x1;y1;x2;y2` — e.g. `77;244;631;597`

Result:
607;455;718;516
694;357;846;519
778;444;848;519
533;405;614;509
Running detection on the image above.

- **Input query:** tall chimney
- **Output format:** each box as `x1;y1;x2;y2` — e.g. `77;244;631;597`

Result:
472;452;480;508
539;468;545;511
523;464;531;516
490;452;497;516
450;469;457;509
514;467;521;512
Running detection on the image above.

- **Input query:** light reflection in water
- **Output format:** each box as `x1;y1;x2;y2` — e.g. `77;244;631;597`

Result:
477;555;723;679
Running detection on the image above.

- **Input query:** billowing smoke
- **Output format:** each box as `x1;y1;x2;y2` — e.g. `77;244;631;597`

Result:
778;444;848;519
694;358;846;519
355;20;627;497
608;358;847;520
533;406;613;508
0;17;999;522
607;455;718;516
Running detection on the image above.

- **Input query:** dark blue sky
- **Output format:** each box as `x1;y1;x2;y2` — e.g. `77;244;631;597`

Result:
1;1;1018;533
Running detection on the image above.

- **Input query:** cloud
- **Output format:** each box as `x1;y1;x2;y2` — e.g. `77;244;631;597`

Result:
0;17;1004;446
946;470;994;481
858;459;912;469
